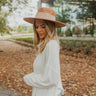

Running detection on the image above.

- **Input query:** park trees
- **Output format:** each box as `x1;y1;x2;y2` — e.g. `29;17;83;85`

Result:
49;0;96;36
64;0;96;36
0;0;28;35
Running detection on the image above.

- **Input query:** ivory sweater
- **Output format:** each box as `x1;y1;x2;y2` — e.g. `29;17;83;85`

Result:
23;40;64;96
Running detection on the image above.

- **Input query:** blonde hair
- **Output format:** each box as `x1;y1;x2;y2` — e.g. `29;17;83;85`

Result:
33;19;60;55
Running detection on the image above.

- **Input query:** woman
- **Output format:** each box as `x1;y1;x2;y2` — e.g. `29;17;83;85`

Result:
23;7;66;96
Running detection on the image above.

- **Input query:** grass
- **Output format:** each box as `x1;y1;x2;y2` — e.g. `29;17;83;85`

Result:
60;39;96;48
12;37;33;44
60;39;96;54
12;37;96;55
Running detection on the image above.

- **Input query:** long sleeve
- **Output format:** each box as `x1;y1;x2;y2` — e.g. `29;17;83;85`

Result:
23;40;60;88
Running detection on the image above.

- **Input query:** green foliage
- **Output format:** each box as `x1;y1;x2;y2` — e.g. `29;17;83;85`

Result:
16;25;32;33
56;7;72;23
0;0;8;11
0;0;13;35
13;26;17;31
17;25;26;33
72;0;96;36
83;27;88;34
56;27;62;36
72;26;82;37
60;39;96;54
53;0;72;25
0;12;11;35
28;26;33;33
0;0;28;35
60;40;83;49
13;37;33;44
17;26;23;33
83;27;95;35
61;0;96;37
0;0;28;12
48;0;55;6
94;29;96;34
65;28;73;37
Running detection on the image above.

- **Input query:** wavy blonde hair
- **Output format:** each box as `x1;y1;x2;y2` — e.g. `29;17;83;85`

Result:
33;19;60;55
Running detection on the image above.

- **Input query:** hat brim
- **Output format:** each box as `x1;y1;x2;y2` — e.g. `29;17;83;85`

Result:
23;17;66;28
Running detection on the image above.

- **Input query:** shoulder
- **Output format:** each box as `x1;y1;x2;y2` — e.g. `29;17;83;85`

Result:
46;40;60;49
43;40;60;56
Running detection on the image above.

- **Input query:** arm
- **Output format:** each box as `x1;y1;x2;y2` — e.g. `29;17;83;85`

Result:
23;40;60;88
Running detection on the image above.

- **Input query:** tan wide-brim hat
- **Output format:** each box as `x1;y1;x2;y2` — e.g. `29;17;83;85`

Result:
23;7;66;28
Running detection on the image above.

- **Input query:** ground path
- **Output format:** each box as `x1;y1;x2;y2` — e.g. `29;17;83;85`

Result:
0;39;96;96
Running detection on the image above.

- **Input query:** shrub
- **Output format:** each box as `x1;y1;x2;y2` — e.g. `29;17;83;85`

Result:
60;39;96;55
14;37;33;43
65;28;72;37
72;26;81;37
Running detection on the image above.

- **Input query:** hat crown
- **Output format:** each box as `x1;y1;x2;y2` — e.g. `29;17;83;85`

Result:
38;7;56;17
23;7;66;27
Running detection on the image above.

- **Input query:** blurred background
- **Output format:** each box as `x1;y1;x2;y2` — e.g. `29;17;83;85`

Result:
0;0;96;38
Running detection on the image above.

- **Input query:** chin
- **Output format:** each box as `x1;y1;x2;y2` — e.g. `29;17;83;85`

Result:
40;36;44;39
40;37;45;40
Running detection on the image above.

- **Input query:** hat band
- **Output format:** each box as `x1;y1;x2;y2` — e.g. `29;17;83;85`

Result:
35;12;55;21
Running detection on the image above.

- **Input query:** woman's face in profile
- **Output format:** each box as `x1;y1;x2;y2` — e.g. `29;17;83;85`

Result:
35;19;47;40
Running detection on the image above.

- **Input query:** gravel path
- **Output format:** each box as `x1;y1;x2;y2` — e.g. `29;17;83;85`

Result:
0;40;35;96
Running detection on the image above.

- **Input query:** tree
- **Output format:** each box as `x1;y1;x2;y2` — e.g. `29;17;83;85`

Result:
48;0;55;6
52;0;73;36
17;25;27;33
56;8;72;23
0;0;28;35
72;26;82;37
0;12;10;35
65;28;73;37
65;0;96;36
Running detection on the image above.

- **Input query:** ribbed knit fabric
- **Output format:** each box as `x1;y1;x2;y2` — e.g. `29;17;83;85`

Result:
23;40;64;96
